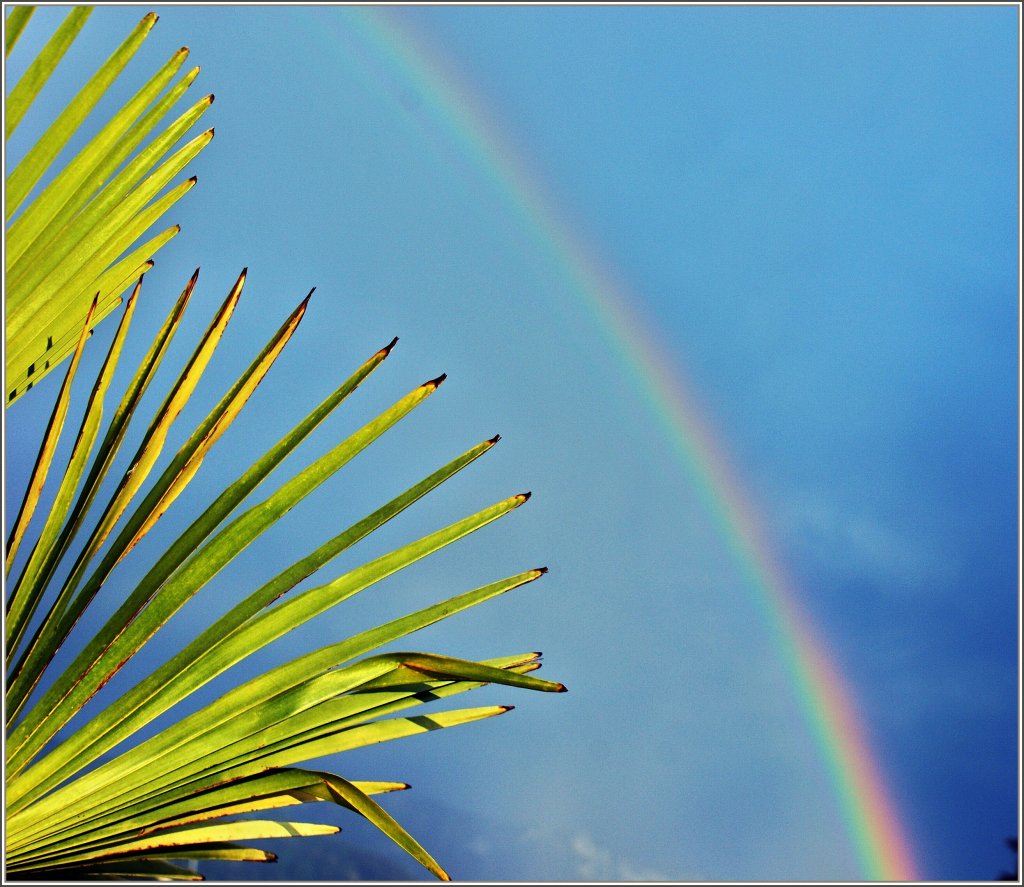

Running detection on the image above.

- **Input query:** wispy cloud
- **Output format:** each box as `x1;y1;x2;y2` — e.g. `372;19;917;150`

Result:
515;826;684;881
569;831;679;881
774;487;959;594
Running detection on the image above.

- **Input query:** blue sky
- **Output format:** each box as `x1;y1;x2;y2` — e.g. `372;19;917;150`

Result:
4;3;1020;882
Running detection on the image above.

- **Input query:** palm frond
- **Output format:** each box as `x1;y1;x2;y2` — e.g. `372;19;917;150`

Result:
5;8;211;404
5;9;563;880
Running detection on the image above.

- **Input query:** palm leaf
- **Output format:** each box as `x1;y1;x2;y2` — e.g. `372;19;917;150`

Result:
8;438;513;800
5;8;211;404
4;5;36;58
4;294;97;574
5;6;87;135
5;9;563;880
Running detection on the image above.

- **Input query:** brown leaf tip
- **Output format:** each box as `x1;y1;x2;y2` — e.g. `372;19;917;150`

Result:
425;372;447;389
535;566;548;575
487;433;501;445
500;705;516;713
380;336;399;357
517;491;532;503
300;287;315;309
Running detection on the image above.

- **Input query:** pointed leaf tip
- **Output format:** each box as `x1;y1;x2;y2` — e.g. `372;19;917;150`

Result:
300;288;315;309
536;566;548;575
425;372;447;388
517;491;532;503
379;336;399;358
488;433;501;445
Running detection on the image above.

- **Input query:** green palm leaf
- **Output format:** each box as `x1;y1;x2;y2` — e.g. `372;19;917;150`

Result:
4;294;97;574
5;9;564;880
5;8;211;404
4;5;36;58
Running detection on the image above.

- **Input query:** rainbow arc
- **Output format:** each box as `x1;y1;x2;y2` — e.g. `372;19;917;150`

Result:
322;8;920;880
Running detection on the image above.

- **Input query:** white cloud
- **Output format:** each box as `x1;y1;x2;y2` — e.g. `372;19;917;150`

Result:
513;825;688;881
569;831;679;882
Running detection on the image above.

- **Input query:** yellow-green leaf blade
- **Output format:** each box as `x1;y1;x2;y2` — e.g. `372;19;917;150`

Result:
119;285;312;559
7;659;532;850
5;7;90;136
6;159;205;379
5;47;195;276
5;271;192;676
4;295;95;582
4;270;242;727
7;107;211;317
12;820;337;870
5;330;396;779
26;859;205;881
5;11;158;218
316;773;449;881
22;435;502;796
5;5;37;58
6;282;139;662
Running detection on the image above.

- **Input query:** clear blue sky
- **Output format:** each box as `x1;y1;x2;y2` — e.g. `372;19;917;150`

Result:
5;4;1020;882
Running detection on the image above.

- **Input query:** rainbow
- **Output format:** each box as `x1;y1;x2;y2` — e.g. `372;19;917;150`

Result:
316;7;921;881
